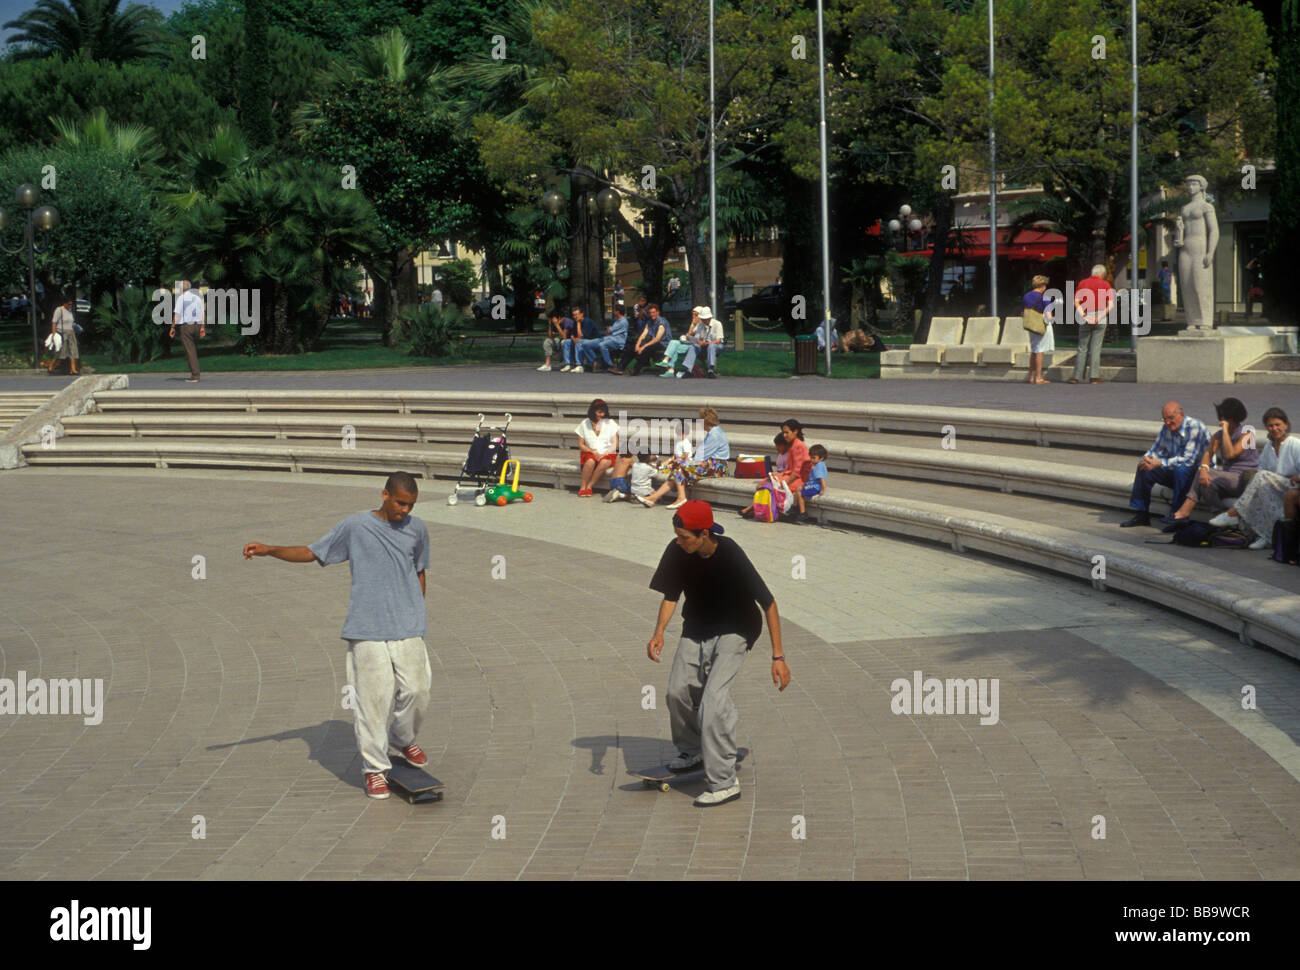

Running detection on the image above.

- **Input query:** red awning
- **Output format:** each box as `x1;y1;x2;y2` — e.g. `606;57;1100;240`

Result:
905;228;1068;262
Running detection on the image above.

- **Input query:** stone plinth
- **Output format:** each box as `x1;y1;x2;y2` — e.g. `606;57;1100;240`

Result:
1136;328;1298;383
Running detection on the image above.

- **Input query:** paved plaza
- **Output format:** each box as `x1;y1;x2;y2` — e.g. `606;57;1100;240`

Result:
9;365;1300;422
1;467;1298;880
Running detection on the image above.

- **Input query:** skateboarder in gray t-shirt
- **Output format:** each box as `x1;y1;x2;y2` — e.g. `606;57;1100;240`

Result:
242;472;432;800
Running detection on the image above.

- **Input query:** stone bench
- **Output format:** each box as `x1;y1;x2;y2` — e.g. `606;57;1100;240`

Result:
21;437;1294;660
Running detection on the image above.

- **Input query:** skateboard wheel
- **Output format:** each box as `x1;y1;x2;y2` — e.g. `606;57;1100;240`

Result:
660;783;671;792
642;779;654;788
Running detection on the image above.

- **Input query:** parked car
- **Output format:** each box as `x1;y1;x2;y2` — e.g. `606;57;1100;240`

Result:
735;284;787;330
2;295;30;320
659;288;739;329
471;294;515;320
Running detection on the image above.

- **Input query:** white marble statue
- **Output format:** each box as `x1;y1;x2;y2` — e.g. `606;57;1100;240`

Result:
1172;175;1219;330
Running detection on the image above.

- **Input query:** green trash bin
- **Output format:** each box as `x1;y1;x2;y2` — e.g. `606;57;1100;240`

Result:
793;334;818;375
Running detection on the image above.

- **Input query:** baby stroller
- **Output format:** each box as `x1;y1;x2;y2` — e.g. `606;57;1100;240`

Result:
448;413;513;506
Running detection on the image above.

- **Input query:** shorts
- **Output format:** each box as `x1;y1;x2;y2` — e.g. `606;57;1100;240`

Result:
581;451;617;467
801;480;824;499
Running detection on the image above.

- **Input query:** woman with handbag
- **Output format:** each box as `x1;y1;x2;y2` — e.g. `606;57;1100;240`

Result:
1022;275;1052;385
51;298;80;375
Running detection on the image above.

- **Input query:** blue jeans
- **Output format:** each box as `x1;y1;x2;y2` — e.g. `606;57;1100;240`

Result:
683;342;721;372
581;336;620;366
1129;462;1197;514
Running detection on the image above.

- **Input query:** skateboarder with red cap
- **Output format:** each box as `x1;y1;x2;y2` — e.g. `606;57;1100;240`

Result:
647;500;791;806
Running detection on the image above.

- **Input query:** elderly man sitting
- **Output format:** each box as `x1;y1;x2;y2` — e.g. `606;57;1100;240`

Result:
678;307;724;378
1121;401;1210;528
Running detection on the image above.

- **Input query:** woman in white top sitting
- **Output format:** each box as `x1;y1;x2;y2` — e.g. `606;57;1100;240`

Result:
574;398;619;497
1210;406;1300;548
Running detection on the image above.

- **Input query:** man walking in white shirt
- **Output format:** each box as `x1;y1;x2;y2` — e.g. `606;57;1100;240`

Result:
169;280;206;382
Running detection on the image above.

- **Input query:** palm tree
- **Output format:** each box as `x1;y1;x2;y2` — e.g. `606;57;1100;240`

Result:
4;0;163;63
165;161;382;354
163;125;266;211
51;107;162;172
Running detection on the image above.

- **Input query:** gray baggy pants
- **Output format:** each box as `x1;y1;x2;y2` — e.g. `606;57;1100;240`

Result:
346;637;432;776
666;633;748;791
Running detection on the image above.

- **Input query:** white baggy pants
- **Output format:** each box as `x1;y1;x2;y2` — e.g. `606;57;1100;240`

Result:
346;637;432;775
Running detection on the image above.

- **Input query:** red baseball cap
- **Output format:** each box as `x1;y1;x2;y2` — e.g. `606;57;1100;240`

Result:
676;500;724;535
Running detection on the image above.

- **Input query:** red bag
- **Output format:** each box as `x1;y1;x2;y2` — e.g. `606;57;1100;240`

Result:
735;457;766;479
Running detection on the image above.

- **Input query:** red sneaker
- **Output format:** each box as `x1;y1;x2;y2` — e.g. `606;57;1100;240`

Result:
394;744;427;767
364;772;390;799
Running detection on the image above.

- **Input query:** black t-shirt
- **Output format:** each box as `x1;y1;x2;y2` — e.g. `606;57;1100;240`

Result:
649;536;774;649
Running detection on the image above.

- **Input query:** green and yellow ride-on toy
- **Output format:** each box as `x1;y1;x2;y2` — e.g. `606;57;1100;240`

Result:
485;459;533;506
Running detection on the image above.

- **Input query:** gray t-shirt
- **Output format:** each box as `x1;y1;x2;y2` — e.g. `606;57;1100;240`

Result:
309;510;430;641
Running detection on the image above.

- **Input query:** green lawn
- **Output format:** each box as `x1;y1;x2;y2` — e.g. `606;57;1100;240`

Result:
0;325;879;379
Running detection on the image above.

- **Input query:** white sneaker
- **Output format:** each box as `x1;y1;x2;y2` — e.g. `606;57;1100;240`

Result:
536;363;552;372
659;370;676;378
571;365;585;373
636;495;655;508
1208;511;1236;527
668;752;703;771
559;365;572;372
604;490;626;503
1249;535;1270;550
694;783;741;807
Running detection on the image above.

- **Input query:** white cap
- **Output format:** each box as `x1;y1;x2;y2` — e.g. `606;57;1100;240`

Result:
698;307;713;320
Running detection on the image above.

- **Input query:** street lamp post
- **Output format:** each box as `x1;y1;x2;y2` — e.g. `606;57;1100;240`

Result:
0;184;61;370
542;170;620;322
887;205;924;252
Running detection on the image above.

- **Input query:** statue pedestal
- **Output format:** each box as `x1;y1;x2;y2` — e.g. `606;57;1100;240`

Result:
1136;327;1298;383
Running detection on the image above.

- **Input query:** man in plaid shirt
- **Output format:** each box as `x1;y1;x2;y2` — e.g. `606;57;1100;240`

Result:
1121;401;1210;528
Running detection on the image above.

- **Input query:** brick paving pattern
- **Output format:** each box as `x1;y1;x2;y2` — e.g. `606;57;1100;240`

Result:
0;468;1296;879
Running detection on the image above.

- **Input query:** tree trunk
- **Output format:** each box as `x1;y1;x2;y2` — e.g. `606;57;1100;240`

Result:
918;194;954;343
1267;4;1300;324
611;207;673;303
511;267;533;332
586;203;605;322
683;168;712;312
714;239;730;312
568;195;588;317
780;174;819;333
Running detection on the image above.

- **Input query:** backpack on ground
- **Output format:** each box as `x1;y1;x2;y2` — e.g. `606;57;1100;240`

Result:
1209;528;1251;548
1171;522;1217;546
1272;519;1299;564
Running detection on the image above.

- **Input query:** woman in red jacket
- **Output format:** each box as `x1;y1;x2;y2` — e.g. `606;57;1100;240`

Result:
775;419;811;518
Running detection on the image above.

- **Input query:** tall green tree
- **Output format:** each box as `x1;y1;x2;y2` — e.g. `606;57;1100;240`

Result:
0;142;161;320
161;1;334;151
164;159;384;353
294;28;482;335
0;56;232;164
238;0;275;148
843;0;1273;287
3;0;163;62
1267;0;1300;324
474;0;817;313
